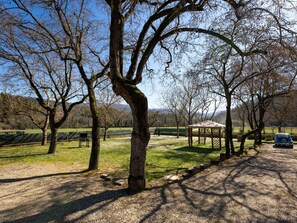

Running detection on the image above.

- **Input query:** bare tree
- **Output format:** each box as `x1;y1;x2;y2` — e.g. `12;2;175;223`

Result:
5;94;50;145
0;1;110;169
0;16;87;154
237;47;297;153
106;0;296;191
201;43;259;157
268;94;292;132
161;86;185;138
97;85;122;141
233;99;248;133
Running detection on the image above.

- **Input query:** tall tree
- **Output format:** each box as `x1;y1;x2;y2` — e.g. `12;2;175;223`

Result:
106;0;278;191
237;46;297;153
0;0;110;169
202;44;257;157
0;14;87;154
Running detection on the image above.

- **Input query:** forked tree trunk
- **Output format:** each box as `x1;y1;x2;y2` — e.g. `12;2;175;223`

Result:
239;129;257;154
109;0;149;192
113;83;150;192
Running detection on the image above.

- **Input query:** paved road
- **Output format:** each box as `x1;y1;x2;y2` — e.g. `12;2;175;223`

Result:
1;144;297;222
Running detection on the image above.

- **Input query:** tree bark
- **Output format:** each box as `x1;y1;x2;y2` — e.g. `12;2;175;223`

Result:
88;85;100;170
48;112;58;154
103;115;108;141
225;96;234;158
113;83;150;192
41;128;48;146
103;127;108;141
41;114;49;146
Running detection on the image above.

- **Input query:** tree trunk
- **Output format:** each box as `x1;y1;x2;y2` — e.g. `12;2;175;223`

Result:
241;120;245;133
103;127;108;141
109;0;150;192
239;129;257;154
176;124;180;138
41;114;49;146
255;107;266;146
41;128;48;146
103;116;108;141
113;83;150;192
88;86;100;171
225;96;234;158
48;113;58;154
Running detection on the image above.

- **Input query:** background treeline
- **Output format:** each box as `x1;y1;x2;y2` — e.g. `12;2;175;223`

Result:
1;90;297;132
0;92;177;130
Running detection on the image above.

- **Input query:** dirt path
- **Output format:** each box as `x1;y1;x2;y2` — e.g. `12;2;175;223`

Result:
1;144;297;223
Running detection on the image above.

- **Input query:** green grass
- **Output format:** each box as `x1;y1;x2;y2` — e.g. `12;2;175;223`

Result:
233;127;297;134
146;137;220;180
0;135;253;182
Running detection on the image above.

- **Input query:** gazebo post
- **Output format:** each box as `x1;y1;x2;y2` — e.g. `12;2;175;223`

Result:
204;128;206;145
188;127;193;147
198;128;200;144
211;128;214;149
219;128;222;150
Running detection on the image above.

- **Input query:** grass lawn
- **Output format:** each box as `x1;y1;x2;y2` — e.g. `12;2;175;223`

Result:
0;135;253;183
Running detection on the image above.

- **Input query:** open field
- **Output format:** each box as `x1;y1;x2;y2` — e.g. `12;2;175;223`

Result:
0;127;134;134
1;126;297;136
0;135;253;182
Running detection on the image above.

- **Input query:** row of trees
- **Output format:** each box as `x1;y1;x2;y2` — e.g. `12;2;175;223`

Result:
3;88;297;135
160;1;297;157
0;0;297;192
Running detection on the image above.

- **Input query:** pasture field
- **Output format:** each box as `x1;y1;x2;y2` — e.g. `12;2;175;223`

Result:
1;126;296;135
0;127;133;134
0;135;253;182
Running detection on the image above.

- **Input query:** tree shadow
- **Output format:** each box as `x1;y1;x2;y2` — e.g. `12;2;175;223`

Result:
2;146;296;222
0;153;48;159
174;146;217;154
0;170;88;183
2;188;129;223
139;147;297;222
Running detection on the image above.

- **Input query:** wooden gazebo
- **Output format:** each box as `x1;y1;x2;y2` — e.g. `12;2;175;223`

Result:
188;120;225;150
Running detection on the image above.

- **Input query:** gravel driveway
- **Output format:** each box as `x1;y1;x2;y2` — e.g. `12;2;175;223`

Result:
1;144;297;223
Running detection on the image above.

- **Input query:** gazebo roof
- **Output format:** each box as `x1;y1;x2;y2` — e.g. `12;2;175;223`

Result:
188;120;225;129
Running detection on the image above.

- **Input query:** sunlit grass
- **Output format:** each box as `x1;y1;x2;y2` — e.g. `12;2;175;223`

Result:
0;135;253;182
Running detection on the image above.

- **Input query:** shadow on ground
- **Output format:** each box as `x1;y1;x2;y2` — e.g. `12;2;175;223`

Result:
1;145;297;222
139;147;297;222
0;170;88;183
175;146;217;154
3;189;129;223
